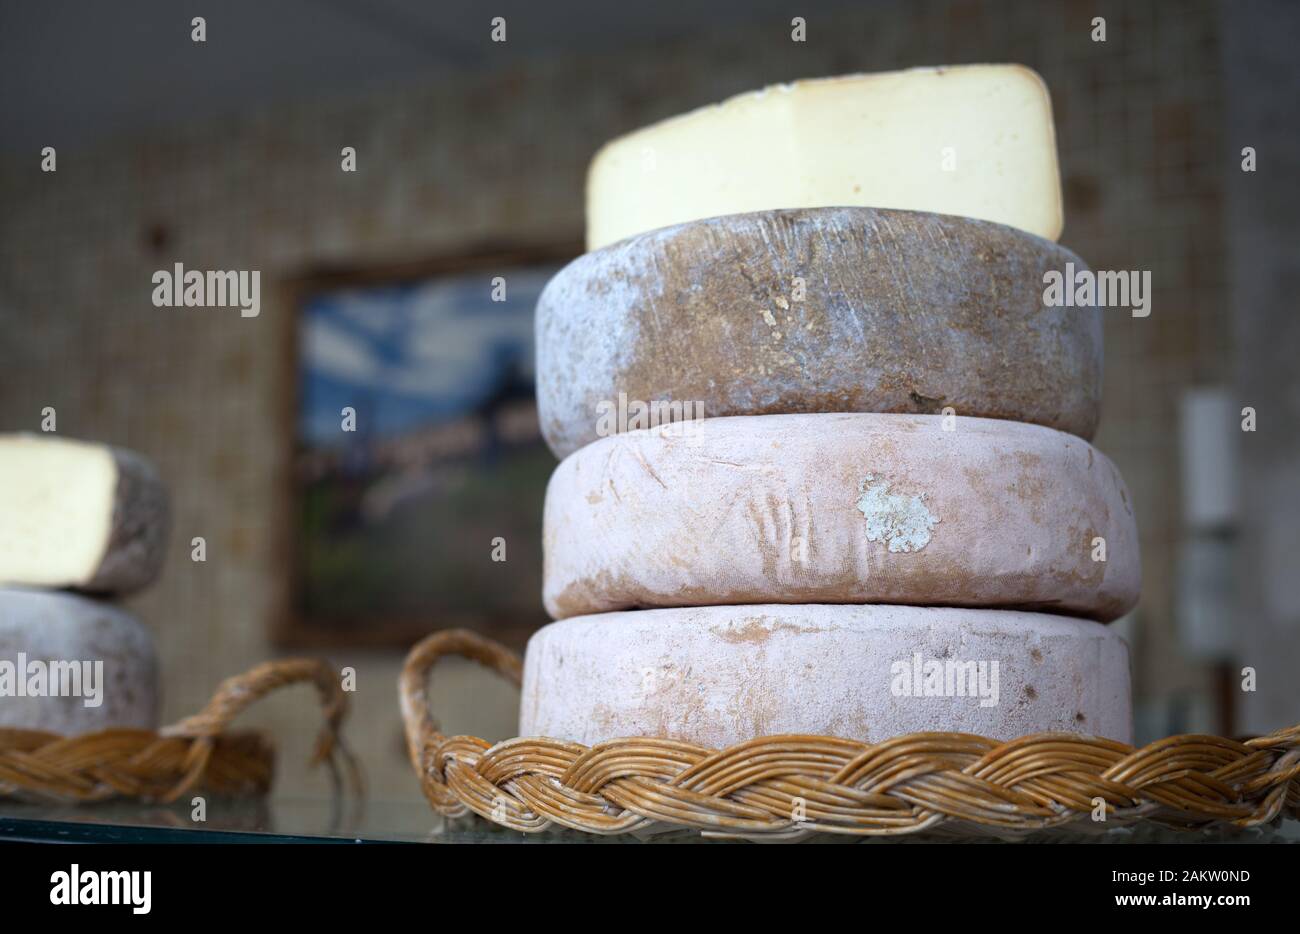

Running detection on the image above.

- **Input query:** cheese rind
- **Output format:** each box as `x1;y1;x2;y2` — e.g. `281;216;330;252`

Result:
0;435;170;595
586;65;1063;249
538;207;1101;457
0;588;160;734
521;605;1133;746
543;414;1140;621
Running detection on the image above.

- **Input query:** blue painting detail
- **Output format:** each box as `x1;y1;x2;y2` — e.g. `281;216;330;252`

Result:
298;268;551;444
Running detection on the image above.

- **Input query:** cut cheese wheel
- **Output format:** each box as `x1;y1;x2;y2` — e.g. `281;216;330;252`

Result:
0;435;170;595
0;588;160;734
543;414;1140;622
586;65;1063;249
521;605;1133;746
538;207;1101;457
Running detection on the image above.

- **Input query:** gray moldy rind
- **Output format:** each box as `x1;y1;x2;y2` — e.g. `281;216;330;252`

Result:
0;588;160;735
87;446;171;594
537;206;1102;459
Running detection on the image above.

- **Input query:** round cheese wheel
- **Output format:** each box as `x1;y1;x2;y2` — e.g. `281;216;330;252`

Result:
537;207;1101;458
0;588;160;734
585;66;1064;249
0;435;170;595
544;413;1140;621
520;604;1133;746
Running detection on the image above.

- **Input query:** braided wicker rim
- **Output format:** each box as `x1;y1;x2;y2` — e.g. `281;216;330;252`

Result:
0;658;359;803
402;629;1300;839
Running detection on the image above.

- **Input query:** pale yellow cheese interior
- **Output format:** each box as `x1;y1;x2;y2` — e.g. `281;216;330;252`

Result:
0;435;117;589
586;64;1063;249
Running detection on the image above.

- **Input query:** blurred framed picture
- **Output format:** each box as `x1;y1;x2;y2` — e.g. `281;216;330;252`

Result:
277;244;578;649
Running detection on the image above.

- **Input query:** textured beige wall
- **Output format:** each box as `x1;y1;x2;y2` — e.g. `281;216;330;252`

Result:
0;0;1231;805
1224;0;1300;735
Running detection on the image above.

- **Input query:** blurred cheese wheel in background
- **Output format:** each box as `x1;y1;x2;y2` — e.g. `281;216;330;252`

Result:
0;588;160;735
0;435;170;596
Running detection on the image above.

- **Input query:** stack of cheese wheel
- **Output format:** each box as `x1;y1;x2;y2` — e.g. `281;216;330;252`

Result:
0;435;168;735
526;64;1139;748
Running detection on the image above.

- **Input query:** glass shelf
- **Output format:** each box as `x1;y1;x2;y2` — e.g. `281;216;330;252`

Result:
2;797;1296;844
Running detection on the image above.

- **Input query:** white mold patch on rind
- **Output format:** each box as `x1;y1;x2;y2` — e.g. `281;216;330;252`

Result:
855;474;937;553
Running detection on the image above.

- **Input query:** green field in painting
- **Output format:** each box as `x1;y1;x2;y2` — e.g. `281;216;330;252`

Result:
299;443;552;631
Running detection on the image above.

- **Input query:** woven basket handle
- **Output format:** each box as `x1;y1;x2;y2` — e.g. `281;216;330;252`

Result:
399;629;523;795
160;656;360;801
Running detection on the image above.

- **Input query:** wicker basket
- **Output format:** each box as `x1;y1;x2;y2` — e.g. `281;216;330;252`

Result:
0;658;358;803
402;629;1300;839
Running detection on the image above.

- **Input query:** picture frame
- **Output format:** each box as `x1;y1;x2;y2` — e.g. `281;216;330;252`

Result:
273;240;581;649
